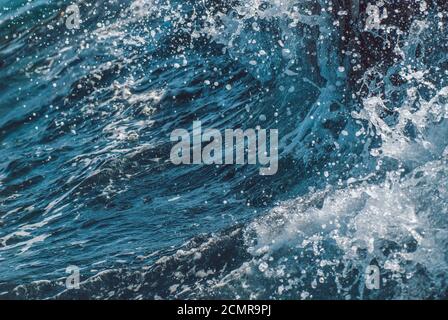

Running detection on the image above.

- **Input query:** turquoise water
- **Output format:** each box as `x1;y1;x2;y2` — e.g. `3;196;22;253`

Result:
0;0;447;299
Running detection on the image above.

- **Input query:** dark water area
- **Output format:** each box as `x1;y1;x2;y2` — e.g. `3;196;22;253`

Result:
0;0;447;299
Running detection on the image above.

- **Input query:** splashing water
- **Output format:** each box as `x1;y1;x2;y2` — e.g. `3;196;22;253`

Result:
0;0;447;299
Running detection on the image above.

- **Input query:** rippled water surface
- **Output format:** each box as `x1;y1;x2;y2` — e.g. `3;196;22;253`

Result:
0;0;447;299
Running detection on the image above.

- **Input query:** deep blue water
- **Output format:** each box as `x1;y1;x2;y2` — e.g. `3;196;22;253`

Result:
0;0;447;299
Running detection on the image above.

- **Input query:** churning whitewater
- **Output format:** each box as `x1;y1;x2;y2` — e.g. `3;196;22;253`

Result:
0;0;447;299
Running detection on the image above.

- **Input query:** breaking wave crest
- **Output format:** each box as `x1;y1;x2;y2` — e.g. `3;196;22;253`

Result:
0;0;447;299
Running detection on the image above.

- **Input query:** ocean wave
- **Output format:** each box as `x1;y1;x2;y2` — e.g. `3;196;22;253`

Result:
0;0;447;299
